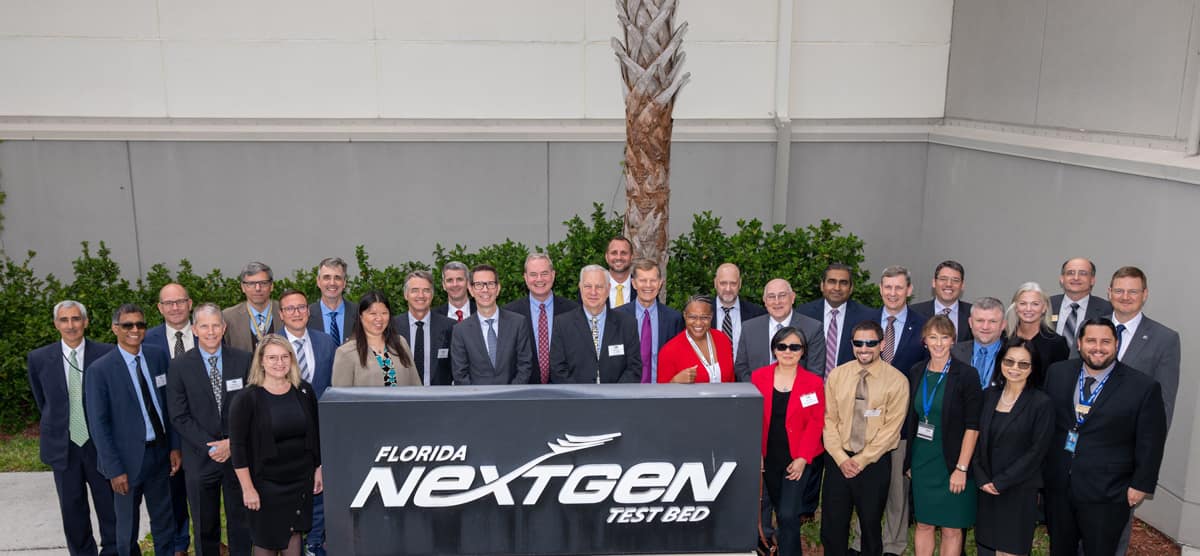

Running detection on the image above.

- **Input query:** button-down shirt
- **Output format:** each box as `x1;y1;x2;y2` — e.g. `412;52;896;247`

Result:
60;340;85;385
529;294;557;357
118;347;165;442
164;322;195;358
972;339;1001;387
717;299;744;358
768;312;793;363
634;302;661;380
879;306;910;344
407;312;432;384
283;328;314;381
1111;311;1144;361
198;345;224;381
321;298;347;340
584;307;607;355
823;357;909;468
933;300;960;337
1074;363;1116;414
248;301;274;333
608;274;632;308
1056;295;1091;337
447;300;472;320
477;310;501;346
824;300;848;363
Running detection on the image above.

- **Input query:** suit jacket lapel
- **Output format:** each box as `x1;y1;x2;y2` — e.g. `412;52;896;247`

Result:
1081;366;1123;429
1119;322;1149;364
994;388;1030;439
575;311;599;361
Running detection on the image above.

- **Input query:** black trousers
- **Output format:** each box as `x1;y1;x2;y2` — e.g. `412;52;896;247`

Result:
52;440;117;556
1045;491;1129;556
185;462;252;556
820;452;891;556
800;452;824;514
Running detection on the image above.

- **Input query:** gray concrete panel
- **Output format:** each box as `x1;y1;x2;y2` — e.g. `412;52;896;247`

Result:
1036;0;1192;137
0;141;139;280
945;0;1047;125
547;142;626;241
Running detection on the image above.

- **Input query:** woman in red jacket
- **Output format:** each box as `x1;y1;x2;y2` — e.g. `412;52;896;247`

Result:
751;326;826;556
657;295;735;383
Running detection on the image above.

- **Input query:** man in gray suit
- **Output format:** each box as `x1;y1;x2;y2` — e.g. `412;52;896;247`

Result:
450;264;534;385
734;278;825;382
949;297;1007;389
221;262;281;354
1107;266;1180;426
307;257;357;344
1051;257;1112;357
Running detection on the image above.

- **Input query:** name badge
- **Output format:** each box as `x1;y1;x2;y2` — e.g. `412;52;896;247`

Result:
608;344;625;356
917;421;936;441
1065;430;1079;453
154;374;167;388
864;408;882;418
800;392;819;408
226;378;244;391
437;348;449;359
1075;404;1090;415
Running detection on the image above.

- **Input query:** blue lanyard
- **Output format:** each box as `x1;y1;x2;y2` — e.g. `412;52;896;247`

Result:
1074;368;1112;427
921;359;952;422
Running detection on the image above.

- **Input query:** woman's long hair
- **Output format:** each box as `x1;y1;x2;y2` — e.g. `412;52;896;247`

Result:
352;291;414;369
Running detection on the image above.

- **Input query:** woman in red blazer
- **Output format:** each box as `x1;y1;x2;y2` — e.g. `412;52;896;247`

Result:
751;326;826;556
657;295;735;383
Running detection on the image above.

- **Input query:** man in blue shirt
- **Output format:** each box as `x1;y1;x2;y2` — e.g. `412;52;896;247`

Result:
617;258;683;382
307;257;357;344
950;297;1007;389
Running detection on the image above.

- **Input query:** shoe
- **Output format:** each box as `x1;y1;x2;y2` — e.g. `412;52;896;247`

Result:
219;542;230;556
799;512;816;524
847;550;860;556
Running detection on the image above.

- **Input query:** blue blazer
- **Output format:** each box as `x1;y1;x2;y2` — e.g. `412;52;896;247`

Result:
27;339;115;472
796;299;877;366
300;328;337;399
144;324;197;357
616;300;684;351
885;308;929;377
84;344;177;484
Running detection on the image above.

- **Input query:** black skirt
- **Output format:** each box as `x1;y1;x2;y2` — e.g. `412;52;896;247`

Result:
976;486;1039;554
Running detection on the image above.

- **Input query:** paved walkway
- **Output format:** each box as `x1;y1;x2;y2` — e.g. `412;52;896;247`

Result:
0;472;149;555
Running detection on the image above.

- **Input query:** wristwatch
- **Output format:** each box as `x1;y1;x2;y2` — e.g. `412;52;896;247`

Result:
955;464;968;472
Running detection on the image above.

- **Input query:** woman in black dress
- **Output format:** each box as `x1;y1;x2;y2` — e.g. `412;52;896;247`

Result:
1004;282;1069;388
973;337;1054;556
231;334;322;556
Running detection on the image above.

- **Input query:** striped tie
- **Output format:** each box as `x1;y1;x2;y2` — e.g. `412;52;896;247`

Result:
68;349;88;446
293;338;311;382
825;309;839;375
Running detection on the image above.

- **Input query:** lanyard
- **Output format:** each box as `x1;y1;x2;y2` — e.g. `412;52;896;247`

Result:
685;332;720;383
247;303;273;340
921;359;952;422
1074;368;1112;427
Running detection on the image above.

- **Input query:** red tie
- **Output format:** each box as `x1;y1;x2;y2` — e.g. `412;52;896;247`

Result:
455;309;463;323
537;303;550;383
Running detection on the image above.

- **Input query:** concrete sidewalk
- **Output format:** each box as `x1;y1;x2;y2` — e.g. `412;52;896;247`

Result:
0;472;149;555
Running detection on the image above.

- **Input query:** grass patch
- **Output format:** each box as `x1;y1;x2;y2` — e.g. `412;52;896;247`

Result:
0;430;49;472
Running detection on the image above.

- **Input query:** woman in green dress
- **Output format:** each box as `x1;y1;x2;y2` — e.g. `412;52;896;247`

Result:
905;315;983;556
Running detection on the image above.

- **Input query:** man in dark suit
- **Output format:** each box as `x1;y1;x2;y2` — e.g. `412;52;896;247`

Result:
710;262;767;360
734;278;825;381
502;254;579;384
222;261;281;353
165;303;251;556
949;297;1007;389
910;260;973;342
307;257;357;344
450;264;534;384
144;282;195;555
434;261;477;322
1043;319;1166;556
395;271;455;386
27;300;118;556
84;304;180;556
616;258;682;382
605;236;635;308
1051;257;1113;358
551;265;642;383
797;263;876;371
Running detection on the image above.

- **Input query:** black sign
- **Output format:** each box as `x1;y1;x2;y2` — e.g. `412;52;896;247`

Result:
320;383;762;555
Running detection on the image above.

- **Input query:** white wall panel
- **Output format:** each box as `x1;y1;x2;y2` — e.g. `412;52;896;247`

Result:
379;42;584;118
0;38;165;116
0;0;158;38
791;44;949;118
674;43;776;118
377;0;586;42
584;43;625;118
163;41;377;117
158;0;373;40
794;0;953;43
585;0;622;43
677;0;778;42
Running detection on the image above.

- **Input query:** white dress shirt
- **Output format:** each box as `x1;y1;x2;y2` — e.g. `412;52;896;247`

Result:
717;299;744;359
608;273;632;307
1057;295;1092;337
1110;311;1143;361
164;322;195;358
408;313;433;385
284;328;316;382
60;340;85;384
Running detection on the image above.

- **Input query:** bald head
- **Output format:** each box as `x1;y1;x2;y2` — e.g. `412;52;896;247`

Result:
714;263;743;306
762;278;796;320
156;283;192;328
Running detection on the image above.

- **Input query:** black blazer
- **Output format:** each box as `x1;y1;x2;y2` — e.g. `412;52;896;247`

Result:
392;312;455;385
1043;360;1166;503
27;339;115;472
549;307;642;384
166;346;251;476
502;294;580;384
904;358;982;469
307;299;358;344
887;308;929;378
707;297;767;329
229;382;321;477
972;386;1054;492
910;299;973;343
950;339;1001;389
1024;327;1070;388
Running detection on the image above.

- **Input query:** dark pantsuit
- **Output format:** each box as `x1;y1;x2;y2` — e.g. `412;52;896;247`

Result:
765;468;811;556
1045;493;1129;556
169;469;191;552
820;452;891;556
114;444;176;556
185;464;250;556
52;440;117;555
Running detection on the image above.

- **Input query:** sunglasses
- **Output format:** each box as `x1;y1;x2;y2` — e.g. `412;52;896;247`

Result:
852;339;881;347
117;321;148;330
773;343;806;352
1001;357;1032;370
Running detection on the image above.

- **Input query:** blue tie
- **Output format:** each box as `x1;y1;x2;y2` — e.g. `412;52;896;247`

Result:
973;346;989;386
328;312;340;342
1115;323;1127;359
485;318;498;367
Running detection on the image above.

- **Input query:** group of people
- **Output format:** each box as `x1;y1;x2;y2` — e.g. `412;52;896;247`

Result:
26;237;1178;556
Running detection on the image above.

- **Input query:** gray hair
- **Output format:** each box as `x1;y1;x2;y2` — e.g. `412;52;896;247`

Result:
970;297;1005;315
192;303;224;324
239;261;273;281
442;261;468;275
579;264;607;283
318;257;347;273
52;300;88;321
524;253;554;272
880;265;911;286
404;270;435;291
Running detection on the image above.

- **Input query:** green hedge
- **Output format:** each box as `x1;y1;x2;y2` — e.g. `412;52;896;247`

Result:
0;204;875;432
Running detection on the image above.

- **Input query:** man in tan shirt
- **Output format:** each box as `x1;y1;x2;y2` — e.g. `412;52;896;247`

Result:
820;320;909;556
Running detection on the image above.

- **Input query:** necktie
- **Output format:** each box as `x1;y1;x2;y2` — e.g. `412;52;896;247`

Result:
328;312;340;342
882;316;896;363
1115;323;1127;358
640;310;653;383
414;321;426;384
173;331;185;358
825;309;839;374
1064;302;1080;340
485;318;498;367
537;304;550;384
973;346;989;386
590;316;601;357
721;306;734;339
1083;376;1097;399
133;356;166;442
615;284;625;306
255;313;265;329
940;307;954;337
68;349;88;446
940;307;951;316
770;322;783;363
455;309;463;323
849;368;870;452
293;339;311;382
207;355;224;412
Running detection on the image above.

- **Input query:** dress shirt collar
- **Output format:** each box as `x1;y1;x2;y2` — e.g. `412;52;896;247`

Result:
770;311;793;329
61;340;85;362
198;345;222;361
933;299;958;314
635;300;658;320
529;293;554;315
284;327;308;343
165;321;193;338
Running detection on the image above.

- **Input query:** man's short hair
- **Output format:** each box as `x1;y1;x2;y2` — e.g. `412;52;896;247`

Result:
608;236;633;252
631;258;661;280
53;300;88;321
933;260;965;280
879;265;911;287
1078;317;1118;341
318;257;348;273
852;319;884;339
278;288;307;303
1110;266;1147;289
524;253;554;272
971;297;1005;314
111;303;144;324
405;270;435;291
579;264;607;283
821;263;854;283
442;261;468;275
192;303;224;323
239;261;273;281
1060;258;1097;276
469;264;498;283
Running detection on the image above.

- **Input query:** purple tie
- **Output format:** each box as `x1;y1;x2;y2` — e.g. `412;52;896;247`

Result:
640;310;653;383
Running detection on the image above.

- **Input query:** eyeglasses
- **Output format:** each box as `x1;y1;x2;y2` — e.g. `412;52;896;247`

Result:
683;313;712;322
158;298;190;308
117;321;148;330
1001;358;1032;370
264;354;292;364
764;292;793;302
935;276;963;285
773;343;805;352
1110;288;1143;297
1063;270;1091;277
525;271;553;279
280;305;308;315
242;280;272;289
471;281;499;290
851;339;881;347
